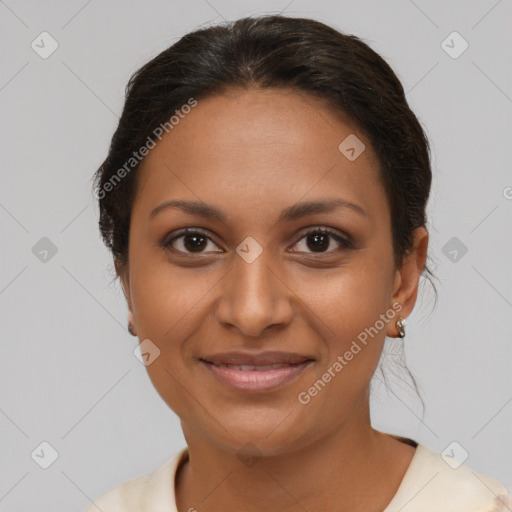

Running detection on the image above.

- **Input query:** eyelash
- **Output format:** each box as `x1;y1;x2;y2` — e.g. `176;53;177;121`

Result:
161;227;353;256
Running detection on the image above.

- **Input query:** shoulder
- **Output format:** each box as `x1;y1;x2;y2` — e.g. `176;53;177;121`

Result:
385;443;512;512
83;448;188;512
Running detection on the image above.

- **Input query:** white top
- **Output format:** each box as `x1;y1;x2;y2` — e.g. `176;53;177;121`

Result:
84;442;512;511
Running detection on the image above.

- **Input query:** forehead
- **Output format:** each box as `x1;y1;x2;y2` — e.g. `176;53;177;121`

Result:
134;87;385;220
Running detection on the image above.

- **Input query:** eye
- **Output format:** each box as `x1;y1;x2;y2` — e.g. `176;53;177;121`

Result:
162;228;222;255
290;227;352;254
162;226;353;256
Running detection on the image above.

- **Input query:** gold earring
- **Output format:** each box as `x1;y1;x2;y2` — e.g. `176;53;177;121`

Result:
128;323;137;336
396;316;406;338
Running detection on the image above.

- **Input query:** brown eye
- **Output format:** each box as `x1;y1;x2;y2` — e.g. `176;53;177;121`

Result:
291;228;352;254
163;229;222;254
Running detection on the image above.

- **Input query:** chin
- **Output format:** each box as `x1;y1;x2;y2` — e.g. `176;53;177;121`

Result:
205;418;317;459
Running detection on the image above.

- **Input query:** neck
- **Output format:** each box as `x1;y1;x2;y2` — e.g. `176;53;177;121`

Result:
175;399;416;512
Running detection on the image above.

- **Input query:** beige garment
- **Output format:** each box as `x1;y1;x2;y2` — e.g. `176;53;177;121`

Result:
84;442;512;511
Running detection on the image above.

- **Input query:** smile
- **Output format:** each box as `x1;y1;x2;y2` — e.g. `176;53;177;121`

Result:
200;359;314;392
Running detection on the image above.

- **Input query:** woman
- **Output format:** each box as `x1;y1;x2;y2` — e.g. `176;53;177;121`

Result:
86;14;511;512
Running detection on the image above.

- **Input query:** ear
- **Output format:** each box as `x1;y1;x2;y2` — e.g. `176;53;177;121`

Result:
386;227;429;337
115;259;136;331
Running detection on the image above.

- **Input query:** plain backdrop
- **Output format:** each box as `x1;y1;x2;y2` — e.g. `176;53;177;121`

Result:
1;1;511;510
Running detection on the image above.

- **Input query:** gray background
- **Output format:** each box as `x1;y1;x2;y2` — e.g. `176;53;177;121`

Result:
1;0;511;510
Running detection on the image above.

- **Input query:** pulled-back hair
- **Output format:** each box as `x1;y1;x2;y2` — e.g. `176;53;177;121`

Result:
94;14;434;284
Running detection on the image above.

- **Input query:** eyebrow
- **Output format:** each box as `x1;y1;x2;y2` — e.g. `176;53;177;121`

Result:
149;198;367;222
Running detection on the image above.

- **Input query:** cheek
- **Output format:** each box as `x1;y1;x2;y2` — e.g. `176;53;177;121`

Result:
128;261;210;416
130;253;217;339
305;258;393;337
309;251;395;380
128;252;223;384
293;275;392;426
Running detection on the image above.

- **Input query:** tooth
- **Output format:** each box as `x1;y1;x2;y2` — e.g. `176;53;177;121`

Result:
234;364;292;370
216;362;298;370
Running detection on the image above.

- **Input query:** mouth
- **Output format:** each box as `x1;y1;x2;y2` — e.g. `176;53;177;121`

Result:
199;353;314;392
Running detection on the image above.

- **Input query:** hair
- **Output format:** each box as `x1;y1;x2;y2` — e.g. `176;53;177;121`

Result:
93;14;437;409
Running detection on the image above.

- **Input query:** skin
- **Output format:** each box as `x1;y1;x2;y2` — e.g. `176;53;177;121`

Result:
118;87;429;511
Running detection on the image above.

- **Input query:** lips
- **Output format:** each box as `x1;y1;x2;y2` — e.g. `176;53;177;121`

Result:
199;351;314;392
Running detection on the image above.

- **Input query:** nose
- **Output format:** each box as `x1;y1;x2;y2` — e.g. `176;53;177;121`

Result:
214;252;294;338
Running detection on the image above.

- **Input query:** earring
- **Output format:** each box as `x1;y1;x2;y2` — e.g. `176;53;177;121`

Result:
128;323;137;336
396;316;406;338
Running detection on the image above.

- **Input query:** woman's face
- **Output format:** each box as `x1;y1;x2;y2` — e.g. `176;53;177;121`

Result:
120;88;426;455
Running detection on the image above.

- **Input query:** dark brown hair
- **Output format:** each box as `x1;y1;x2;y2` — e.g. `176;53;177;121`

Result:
94;14;434;286
93;14;437;408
